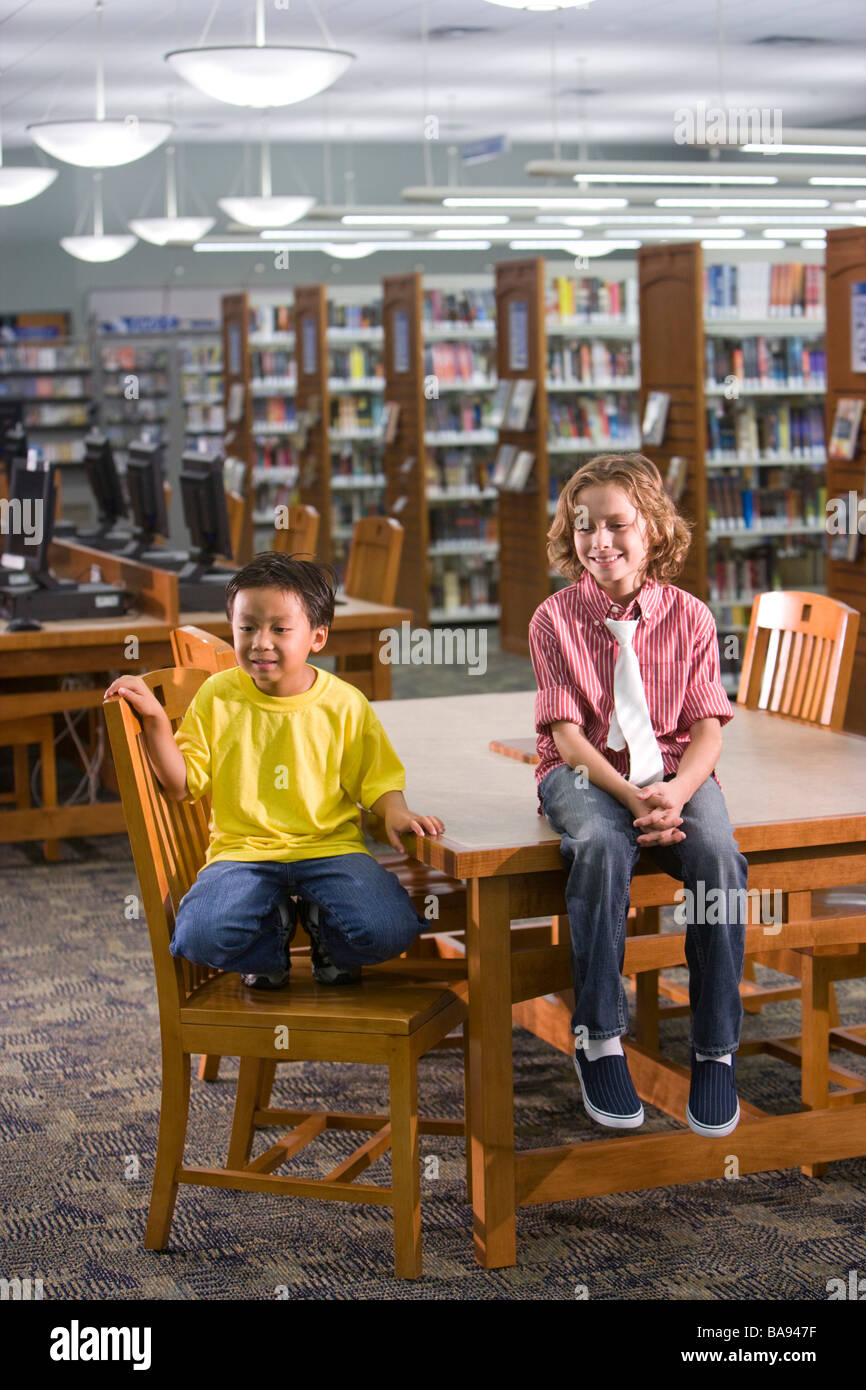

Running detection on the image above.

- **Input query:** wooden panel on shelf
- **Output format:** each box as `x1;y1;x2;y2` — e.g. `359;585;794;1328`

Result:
383;273;425;626
638;242;707;603
495;258;549;657
825;227;866;734
221;293;254;563
294;286;331;565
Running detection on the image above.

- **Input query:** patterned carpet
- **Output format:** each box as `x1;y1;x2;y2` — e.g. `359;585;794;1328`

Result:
2;834;866;1301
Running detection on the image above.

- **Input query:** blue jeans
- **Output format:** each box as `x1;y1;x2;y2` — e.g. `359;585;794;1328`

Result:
539;764;748;1056
170;853;424;976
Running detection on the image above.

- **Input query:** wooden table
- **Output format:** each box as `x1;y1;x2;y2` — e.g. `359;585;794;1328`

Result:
373;691;866;1269
0;597;410;846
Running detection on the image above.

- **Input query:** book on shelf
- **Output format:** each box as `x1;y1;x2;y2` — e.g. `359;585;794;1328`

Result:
503;450;536;492
502;379;536;431
491;444;518;487
546;276;637;324
548;394;639;446
251;348;296;383
703;263;825;320
327;303;382;330
381;401;401;445
425;340;493;384
331;344;382;380
427;395;493;433
250;304;293;336
641;391;670;446
488;380;514;429
707;469;827;531
706;400;826;460
704;336;826;391
423;288;495;327
547;339;639;385
828;397;864;461
664;456;688;503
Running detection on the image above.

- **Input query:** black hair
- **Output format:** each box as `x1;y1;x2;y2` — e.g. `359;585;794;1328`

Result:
225;552;337;629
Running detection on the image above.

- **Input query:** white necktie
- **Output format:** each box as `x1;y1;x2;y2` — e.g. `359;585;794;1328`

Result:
604;617;664;788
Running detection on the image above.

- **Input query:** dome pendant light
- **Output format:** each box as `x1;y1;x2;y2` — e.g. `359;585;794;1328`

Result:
129;146;215;245
0;112;58;206
61;172;137;262
29;2;172;167
166;0;354;109
219;135;314;228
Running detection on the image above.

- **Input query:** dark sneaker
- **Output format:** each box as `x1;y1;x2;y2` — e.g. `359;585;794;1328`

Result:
687;1050;740;1138
242;897;297;990
298;897;361;986
573;1048;645;1129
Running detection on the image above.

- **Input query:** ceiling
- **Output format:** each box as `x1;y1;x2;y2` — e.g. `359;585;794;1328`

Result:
1;0;865;152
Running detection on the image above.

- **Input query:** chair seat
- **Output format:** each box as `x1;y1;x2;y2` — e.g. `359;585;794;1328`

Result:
180;962;467;1035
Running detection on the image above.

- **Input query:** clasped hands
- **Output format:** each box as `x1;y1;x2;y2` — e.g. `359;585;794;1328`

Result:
628;779;686;848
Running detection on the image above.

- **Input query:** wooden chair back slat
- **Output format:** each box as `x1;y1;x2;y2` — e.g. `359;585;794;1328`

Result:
272;504;320;559
170;626;236;673
343;517;404;605
737;591;860;731
103;667;218;1015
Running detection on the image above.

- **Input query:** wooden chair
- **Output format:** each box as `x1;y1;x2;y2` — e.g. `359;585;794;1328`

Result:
336;515;404;691
169;625;236;675
102;666;467;1279
0;715;59;861
271;503;320;559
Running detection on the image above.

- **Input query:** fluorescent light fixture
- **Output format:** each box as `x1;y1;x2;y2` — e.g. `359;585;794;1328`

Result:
763;228;827;239
718;213;864;224
323;243;377;259
218;195;315;228
535;214;694;225
603;227;744;238
656;197;829;209
482;0;598;9
809;176;866;186
443;196;628;209
61;233;137;262
129;216;215;245
29;118;172;169
742;142;866;156
342;213;508;226
702;239;785;249
433;225;571;238
509;239;640;254
0;166;57;206
195;239;493;252
573;172;778;185
259;227;403;240
166;47;354;108
801;240;826;248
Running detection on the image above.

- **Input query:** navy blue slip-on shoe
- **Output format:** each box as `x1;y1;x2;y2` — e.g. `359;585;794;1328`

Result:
573;1049;645;1129
687;1049;740;1138
298;897;362;986
242;898;298;990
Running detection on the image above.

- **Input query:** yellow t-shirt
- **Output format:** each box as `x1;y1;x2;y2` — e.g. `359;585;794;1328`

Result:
174;665;406;866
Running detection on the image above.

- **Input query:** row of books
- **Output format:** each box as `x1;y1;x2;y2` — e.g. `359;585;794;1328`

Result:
0;344;90;371
0;375;87;399
24;404;90;427
705;337;826;390
254;398;298;427
250;349;296;383
181;373;224;402
547;340;639;386
548;395;640;444
428;512;498;546
179;342;222;371
424;341;494;383
328;302;382;330
706;402;826;459
331;452;384;482
330;394;382;432
256;441;297;472
104;398;167;424
423;288;495;326
332;493;379;531
709;543;824;604
430;568;498;614
703;263;825;319
331;344;383;380
101;346;169;371
103;372;169;397
546;276;638;323
185;402;225;432
427;395;495;433
426;452;492;492
707;472;828;530
250;304;293;336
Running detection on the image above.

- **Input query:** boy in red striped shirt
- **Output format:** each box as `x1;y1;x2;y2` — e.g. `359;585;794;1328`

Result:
530;453;747;1138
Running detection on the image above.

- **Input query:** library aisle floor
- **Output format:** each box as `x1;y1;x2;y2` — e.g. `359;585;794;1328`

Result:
2;636;865;1301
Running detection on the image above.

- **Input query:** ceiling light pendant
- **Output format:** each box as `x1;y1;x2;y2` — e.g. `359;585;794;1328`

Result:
219;135;314;227
29;2;171;167
323;243;377;259
166;0;354;109
129;146;214;244
61;172;137;262
0;113;57;205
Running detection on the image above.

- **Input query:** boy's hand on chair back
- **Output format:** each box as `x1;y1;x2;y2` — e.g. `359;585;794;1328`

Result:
103;675;166;724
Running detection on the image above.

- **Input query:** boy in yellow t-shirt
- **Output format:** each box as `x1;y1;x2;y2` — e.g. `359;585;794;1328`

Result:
104;553;444;988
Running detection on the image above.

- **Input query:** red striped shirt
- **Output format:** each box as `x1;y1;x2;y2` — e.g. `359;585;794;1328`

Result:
529;571;733;799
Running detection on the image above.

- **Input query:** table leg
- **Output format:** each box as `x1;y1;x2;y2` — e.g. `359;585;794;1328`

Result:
800;951;831;1180
370;633;391;701
466;874;516;1269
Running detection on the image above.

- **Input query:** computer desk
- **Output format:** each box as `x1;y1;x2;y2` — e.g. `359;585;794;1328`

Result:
373;690;866;1270
0;596;411;849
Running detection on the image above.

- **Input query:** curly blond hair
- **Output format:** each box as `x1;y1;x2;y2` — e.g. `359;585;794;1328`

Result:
547;452;692;585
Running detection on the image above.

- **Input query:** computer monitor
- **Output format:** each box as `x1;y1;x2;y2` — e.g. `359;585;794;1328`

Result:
125;438;169;549
1;456;58;586
0;412;26;487
83;429;127;533
179;449;233;568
